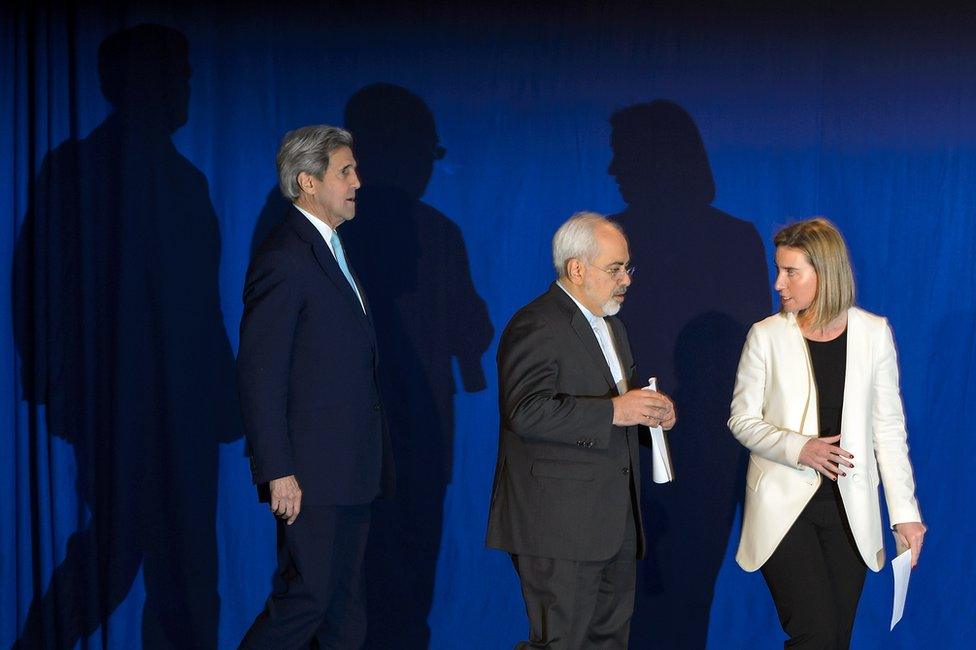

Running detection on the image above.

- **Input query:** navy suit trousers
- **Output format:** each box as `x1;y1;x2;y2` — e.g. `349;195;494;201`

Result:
240;504;371;650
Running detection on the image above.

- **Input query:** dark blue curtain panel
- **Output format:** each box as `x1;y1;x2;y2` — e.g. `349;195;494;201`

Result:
3;2;974;648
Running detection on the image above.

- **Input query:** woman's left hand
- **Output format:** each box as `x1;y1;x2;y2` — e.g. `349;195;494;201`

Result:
893;522;927;568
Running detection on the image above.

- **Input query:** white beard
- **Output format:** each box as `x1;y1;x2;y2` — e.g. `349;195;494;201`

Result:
602;298;621;316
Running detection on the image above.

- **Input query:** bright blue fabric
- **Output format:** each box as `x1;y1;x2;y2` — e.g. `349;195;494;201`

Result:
3;4;974;649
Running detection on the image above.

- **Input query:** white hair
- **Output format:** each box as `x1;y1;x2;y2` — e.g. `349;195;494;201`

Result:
276;125;354;201
551;211;624;278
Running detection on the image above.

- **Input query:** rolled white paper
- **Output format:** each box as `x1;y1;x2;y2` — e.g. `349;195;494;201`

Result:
643;377;675;483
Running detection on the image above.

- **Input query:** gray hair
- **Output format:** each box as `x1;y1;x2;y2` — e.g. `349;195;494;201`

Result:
276;125;354;201
551;211;624;277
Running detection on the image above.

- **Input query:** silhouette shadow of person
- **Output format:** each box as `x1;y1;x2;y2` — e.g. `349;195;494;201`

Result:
342;83;494;648
607;100;771;648
12;24;241;649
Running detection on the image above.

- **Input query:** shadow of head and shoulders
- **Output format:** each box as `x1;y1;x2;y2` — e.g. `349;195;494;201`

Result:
340;82;445;297
608;99;770;649
331;82;493;649
78;24;201;185
607;99;768;333
609;99;762;258
341;82;492;387
16;24;232;419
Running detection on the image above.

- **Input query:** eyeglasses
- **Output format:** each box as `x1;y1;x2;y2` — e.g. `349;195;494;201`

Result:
588;263;636;280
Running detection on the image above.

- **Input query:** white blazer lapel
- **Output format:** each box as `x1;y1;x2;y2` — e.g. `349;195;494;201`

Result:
840;308;868;451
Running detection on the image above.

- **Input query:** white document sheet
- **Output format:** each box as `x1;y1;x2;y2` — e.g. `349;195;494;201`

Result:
643;377;674;483
890;548;912;630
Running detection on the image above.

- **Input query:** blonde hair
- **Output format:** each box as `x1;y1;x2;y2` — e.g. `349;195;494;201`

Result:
773;217;855;329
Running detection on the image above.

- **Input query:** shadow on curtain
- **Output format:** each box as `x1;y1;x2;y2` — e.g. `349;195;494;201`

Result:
12;24;241;649
608;100;771;649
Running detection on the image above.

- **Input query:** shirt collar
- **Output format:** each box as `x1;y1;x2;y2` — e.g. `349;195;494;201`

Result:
556;280;603;328
294;203;336;246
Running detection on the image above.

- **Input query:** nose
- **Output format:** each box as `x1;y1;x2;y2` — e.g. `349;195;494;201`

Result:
620;270;632;287
350;169;362;190
774;271;786;292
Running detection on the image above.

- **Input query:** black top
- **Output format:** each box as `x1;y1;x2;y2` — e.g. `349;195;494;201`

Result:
806;328;847;499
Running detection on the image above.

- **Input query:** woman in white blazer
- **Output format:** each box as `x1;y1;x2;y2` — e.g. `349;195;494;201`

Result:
728;218;925;648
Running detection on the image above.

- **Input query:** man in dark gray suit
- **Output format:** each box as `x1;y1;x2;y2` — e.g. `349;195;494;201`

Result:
487;212;676;648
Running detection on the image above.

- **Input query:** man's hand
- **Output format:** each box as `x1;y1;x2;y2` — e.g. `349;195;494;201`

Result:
612;389;676;429
894;522;926;569
798;434;854;480
269;474;302;525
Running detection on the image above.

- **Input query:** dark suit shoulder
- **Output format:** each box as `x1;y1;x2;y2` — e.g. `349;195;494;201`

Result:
252;212;306;255
509;285;575;325
248;236;300;274
242;230;308;306
250;213;322;274
498;287;581;366
502;302;553;341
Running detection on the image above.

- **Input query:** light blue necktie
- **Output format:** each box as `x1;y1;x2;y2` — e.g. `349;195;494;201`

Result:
329;230;364;310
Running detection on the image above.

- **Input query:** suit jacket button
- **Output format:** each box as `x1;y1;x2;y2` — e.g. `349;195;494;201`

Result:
587;440;595;448
577;439;585;446
621;467;630;475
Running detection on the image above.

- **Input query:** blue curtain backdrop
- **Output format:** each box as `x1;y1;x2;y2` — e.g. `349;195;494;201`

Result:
3;2;974;648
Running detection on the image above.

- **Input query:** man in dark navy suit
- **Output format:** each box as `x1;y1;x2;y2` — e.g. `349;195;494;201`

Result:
238;125;393;649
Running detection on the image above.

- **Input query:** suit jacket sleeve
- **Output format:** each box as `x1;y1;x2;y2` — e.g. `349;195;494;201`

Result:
728;324;810;468
238;249;302;483
871;319;922;525
499;310;614;449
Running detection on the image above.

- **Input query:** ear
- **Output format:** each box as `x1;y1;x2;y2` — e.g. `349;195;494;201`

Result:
565;258;585;285
296;171;317;195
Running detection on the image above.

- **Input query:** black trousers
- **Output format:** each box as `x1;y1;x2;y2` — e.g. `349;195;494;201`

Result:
240;504;371;650
761;494;867;649
510;505;638;649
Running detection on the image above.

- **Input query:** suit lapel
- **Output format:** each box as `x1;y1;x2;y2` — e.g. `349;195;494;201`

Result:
345;259;379;344
840;308;866;443
548;284;617;392
287;208;372;332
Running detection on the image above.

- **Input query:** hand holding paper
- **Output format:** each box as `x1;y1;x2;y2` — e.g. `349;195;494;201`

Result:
893;521;926;568
890;522;926;631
